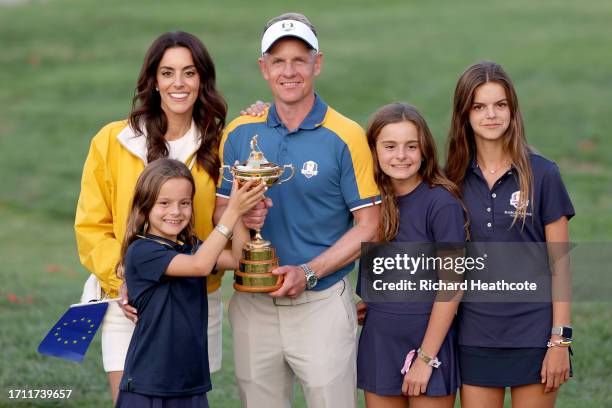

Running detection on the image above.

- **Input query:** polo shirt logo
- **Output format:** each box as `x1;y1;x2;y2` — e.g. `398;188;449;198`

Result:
510;191;529;209
301;160;319;178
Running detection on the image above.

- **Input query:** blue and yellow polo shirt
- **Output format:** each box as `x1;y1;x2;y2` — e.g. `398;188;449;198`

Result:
217;95;380;290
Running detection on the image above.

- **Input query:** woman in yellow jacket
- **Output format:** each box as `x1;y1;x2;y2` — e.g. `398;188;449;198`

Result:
74;31;227;404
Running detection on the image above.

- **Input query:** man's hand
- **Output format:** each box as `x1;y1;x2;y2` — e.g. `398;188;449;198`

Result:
239;100;270;117
356;301;367;325
242;198;273;230
118;282;138;323
269;265;307;298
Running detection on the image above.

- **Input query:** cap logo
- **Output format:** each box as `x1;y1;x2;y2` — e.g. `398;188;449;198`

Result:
281;22;295;32
261;19;319;54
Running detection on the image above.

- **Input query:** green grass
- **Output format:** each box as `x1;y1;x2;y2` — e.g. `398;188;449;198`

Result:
1;0;611;406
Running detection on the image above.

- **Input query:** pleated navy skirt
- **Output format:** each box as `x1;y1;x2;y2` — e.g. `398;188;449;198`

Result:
357;309;460;397
115;391;209;408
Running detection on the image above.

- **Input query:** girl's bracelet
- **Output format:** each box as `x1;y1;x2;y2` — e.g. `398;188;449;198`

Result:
214;223;233;240
417;348;442;368
547;339;572;348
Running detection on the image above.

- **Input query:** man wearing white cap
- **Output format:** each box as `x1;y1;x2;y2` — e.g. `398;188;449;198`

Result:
216;13;380;408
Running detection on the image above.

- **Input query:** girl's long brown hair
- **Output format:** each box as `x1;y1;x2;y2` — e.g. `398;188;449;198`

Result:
115;159;196;279
445;61;533;225
129;31;227;183
366;103;467;242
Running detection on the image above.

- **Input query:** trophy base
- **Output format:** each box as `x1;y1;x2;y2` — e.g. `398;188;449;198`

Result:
233;270;283;293
242;246;276;261
239;257;279;273
234;240;282;292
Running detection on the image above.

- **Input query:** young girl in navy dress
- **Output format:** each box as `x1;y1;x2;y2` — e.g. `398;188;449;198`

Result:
445;61;574;407
114;158;265;407
357;103;466;408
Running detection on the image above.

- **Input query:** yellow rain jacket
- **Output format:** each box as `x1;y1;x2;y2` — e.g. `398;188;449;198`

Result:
75;120;222;298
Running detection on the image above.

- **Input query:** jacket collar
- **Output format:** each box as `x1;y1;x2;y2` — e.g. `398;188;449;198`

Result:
116;120;200;168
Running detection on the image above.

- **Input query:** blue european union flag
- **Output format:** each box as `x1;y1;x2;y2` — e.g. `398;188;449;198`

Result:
37;300;112;362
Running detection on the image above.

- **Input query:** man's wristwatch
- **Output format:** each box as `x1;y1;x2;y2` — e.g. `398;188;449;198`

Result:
551;326;573;339
300;264;317;290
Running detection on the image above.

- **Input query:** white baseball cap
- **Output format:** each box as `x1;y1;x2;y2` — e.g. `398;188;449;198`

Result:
261;19;319;54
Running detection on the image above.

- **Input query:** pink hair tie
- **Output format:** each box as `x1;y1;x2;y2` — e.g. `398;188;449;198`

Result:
401;349;416;374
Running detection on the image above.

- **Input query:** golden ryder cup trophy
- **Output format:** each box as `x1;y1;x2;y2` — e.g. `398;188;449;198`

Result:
222;135;294;292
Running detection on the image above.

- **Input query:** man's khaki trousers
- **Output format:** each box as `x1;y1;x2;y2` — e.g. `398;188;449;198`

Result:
229;277;358;408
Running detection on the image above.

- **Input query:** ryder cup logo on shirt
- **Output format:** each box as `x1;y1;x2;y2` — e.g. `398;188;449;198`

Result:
301;161;319;178
510;191;529;209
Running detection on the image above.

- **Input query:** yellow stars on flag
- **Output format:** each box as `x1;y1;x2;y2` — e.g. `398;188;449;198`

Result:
51;317;92;346
38;300;110;363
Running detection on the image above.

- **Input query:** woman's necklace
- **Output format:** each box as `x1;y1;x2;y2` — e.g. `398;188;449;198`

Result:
478;159;510;174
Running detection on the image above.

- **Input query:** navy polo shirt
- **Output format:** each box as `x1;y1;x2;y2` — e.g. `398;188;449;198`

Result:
457;153;575;347
120;235;211;397
218;95;380;290
367;182;466;315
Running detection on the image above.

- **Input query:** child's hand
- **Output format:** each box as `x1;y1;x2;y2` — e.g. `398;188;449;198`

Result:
401;358;433;397
227;179;267;217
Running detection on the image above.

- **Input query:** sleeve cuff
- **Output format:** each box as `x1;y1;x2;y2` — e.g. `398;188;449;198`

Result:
543;210;575;226
216;188;231;199
349;195;381;212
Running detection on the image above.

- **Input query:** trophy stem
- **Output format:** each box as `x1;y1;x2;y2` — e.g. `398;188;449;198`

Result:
244;229;271;250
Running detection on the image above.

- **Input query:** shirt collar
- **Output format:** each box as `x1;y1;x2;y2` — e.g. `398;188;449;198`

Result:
266;93;328;131
116;120;200;168
142;233;182;250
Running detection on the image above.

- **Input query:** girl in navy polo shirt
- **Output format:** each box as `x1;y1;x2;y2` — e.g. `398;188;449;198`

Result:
445;61;574;407
357;103;466;407
113;159;265;407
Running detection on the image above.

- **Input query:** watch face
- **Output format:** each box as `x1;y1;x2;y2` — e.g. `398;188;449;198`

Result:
553;326;573;338
306;274;317;288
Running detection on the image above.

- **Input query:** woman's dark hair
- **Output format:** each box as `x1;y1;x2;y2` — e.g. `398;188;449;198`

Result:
129;31;227;183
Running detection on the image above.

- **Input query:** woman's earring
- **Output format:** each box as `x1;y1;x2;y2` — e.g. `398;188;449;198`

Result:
155;87;159;92
143;221;149;233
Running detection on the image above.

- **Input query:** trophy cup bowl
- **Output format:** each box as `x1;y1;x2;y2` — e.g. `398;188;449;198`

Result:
221;136;294;292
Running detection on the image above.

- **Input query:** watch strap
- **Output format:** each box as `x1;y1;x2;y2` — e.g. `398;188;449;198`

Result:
300;263;317;289
551;326;573;339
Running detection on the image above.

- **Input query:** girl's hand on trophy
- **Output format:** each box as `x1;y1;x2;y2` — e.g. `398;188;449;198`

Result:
269;265;306;298
240;100;270;117
228;180;267;217
242;197;273;230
